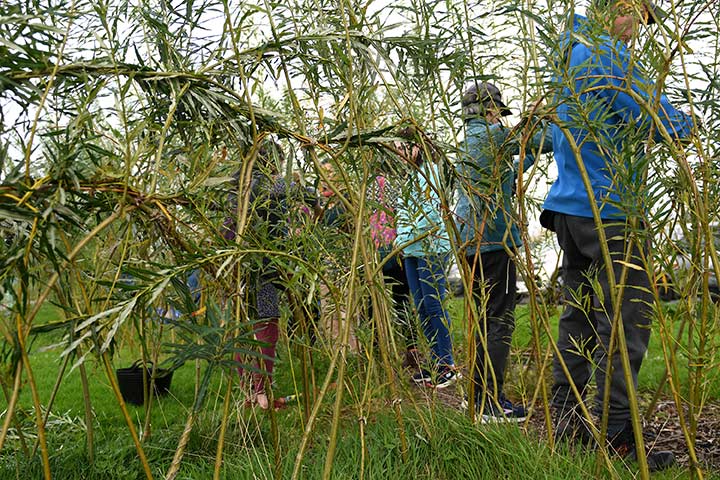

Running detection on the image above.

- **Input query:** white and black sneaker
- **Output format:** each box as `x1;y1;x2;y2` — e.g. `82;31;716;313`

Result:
478;396;527;423
434;366;462;389
411;368;432;385
462;395;527;423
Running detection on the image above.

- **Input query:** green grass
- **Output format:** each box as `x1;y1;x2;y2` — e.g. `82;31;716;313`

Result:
1;300;719;479
5;406;713;480
1;401;705;480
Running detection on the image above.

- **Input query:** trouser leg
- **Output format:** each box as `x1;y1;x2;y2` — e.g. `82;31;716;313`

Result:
590;224;652;428
552;214;652;426
238;276;281;392
471;250;516;400
251;318;280;391
404;255;454;367
552;215;596;412
383;255;416;350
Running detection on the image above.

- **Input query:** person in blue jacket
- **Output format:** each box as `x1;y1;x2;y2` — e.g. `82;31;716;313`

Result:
455;81;552;422
393;126;459;389
539;0;694;470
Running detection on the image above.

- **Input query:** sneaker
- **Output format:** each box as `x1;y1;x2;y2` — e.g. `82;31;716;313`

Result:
609;423;676;472
412;368;432;385
477;396;526;423
434;366;461;389
553;408;594;446
499;395;527;420
632;450;676;472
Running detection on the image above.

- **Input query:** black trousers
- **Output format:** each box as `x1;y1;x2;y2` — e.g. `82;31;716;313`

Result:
468;249;516;400
382;254;416;350
550;213;652;429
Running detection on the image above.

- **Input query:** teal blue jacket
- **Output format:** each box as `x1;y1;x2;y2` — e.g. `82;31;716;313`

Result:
454;117;551;257
394;162;451;258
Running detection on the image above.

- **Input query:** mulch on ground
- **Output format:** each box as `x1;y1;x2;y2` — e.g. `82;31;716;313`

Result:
411;380;720;472
648;400;720;469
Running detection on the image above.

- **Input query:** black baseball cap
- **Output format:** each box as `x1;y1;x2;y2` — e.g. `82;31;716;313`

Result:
461;81;512;116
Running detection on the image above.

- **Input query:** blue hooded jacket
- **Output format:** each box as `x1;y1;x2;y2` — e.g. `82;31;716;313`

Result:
543;14;694;219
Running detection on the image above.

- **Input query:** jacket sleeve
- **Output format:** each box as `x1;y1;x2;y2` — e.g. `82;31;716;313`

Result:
594;42;694;142
490;120;553;157
514;154;536;174
527;122;554;155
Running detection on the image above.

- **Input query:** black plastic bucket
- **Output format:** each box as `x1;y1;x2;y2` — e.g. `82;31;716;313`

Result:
116;360;173;405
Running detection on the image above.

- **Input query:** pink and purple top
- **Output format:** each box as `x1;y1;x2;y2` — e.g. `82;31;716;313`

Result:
369;175;398;250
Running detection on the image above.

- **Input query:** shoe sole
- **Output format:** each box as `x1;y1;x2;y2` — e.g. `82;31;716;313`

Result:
481;414;526;424
434;372;462;389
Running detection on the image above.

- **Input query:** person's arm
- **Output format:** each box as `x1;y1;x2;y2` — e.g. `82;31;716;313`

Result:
594;42;694;142
470;123;548;181
504;120;553;172
514;154;536;173
491;118;553;158
527;121;554;154
302;186;323;220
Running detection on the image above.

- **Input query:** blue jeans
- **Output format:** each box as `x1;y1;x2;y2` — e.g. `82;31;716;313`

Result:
403;255;454;367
